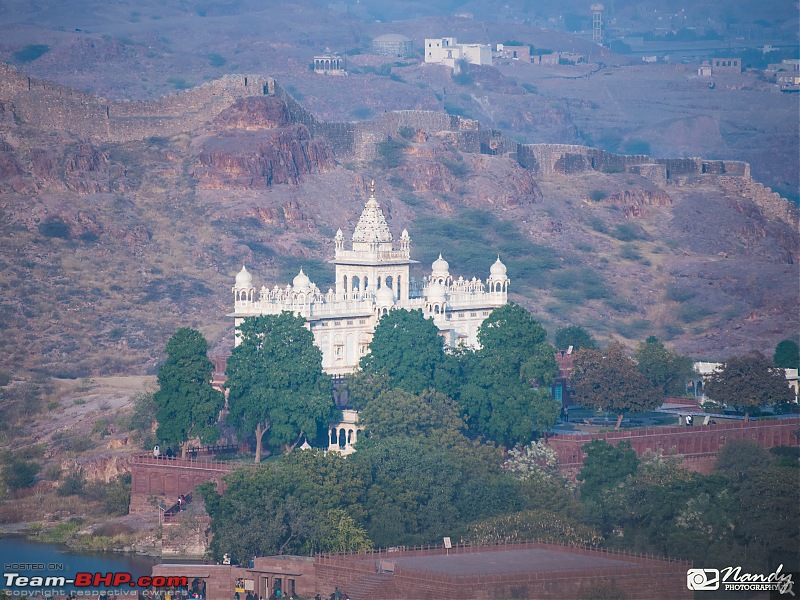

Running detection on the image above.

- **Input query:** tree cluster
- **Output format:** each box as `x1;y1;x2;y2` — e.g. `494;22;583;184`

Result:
577;439;799;572
359;304;561;447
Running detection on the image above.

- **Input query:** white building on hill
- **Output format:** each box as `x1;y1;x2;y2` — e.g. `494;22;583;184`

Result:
229;182;509;376
424;37;492;68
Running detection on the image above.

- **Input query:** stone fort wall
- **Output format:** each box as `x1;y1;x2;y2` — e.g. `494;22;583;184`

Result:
1;63;770;195
0;63;273;143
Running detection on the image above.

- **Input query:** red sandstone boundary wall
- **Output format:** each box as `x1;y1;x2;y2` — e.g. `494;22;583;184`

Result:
129;454;239;514
547;417;800;467
314;540;691;600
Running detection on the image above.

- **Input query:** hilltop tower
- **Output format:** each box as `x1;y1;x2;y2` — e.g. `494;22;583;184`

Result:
591;4;605;46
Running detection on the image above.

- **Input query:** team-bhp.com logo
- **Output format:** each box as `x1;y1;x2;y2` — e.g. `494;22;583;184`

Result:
687;565;795;595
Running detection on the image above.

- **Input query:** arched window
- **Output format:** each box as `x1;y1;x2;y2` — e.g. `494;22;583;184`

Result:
343;275;348;294
352;276;360;292
385;275;393;291
330;428;337;445
339;429;346;448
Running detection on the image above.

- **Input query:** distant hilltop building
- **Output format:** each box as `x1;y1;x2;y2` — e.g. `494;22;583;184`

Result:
424;37;492;68
371;33;414;57
313;49;345;75
230;182;509;376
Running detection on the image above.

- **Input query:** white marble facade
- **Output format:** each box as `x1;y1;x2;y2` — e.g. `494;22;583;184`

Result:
229;183;509;376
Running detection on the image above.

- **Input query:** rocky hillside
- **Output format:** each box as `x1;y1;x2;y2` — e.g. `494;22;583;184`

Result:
0;71;797;379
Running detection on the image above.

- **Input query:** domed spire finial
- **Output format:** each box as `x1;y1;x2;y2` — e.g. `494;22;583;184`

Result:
370;179;375;198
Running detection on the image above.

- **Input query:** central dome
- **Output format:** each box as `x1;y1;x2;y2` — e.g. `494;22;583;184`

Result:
352;183;393;245
293;268;311;291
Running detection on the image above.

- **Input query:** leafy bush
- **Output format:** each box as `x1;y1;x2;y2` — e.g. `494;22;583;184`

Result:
14;44;50;63
375;138;408;169
622;139;651;155
398;125;415;140
675;305;713;323
665;285;696;302
619;244;642;261
3;459;40;490
614;319;651;338
611;223;647;242
38;219;71;239
443;102;472;119
83;474;131;515
350;106;373;119
441;158;469;178
167;77;192;90
57;472;84;496
589;190;607;201
207;53;226;67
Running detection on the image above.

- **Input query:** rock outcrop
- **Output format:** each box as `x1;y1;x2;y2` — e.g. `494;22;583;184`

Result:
193;124;335;189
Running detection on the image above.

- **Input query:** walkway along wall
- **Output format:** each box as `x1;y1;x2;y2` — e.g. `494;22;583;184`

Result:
546;417;800;469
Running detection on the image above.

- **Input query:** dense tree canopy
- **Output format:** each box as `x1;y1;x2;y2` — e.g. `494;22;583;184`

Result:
576;439;800;570
225;313;336;460
703;352;794;420
359;309;450;394
571;342;663;429
554;325;598;352
154;328;224;456
774;339;800;369
634;336;694;397
457;303;560;446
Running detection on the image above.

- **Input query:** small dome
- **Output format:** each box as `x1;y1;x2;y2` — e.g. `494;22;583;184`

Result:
431;253;449;277
376;285;395;306
293;268;311;291
427;280;446;303
490;256;507;279
235;265;253;288
401;228;410;239
335;228;344;240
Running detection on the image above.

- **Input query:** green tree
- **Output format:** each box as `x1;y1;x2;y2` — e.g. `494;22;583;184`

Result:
634;336;694;396
2;459;40;490
356;387;467;447
576;440;639;504
226;313;336;461
360;309;448;394
198;450;365;562
554;325;598;351
456;303;560;446
703;352;794;421
571;342;663;429
774;339;800;369
154;328;224;457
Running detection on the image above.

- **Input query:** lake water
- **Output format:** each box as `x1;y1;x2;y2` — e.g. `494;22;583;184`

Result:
0;536;163;594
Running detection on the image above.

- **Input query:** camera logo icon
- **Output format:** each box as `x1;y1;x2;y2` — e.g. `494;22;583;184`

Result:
687;569;720;590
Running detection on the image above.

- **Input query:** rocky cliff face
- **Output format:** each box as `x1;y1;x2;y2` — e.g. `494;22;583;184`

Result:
193;124;335;189
212;96;291;131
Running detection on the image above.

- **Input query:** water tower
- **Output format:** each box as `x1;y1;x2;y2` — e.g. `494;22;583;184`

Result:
591;3;605;45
